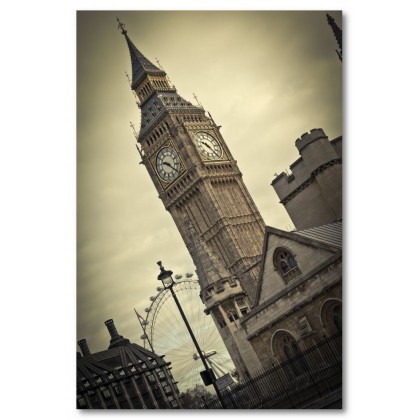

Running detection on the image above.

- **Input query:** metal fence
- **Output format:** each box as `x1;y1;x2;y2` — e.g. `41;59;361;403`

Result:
195;332;342;409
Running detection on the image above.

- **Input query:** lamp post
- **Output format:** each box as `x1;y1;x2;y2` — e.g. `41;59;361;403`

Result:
157;261;226;409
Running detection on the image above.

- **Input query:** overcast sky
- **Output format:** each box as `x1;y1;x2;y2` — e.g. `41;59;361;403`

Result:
77;10;342;355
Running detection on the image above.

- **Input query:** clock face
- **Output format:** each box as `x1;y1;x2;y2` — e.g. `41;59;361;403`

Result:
156;147;181;182
194;132;223;160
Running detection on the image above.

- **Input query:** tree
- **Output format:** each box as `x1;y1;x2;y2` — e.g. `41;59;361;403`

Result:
179;384;214;409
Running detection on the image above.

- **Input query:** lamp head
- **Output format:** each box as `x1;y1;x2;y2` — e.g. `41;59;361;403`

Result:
157;261;174;287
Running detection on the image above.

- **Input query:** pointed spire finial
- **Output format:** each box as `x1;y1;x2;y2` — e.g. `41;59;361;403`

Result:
130;121;138;137
193;93;202;107
155;58;163;69
116;17;127;35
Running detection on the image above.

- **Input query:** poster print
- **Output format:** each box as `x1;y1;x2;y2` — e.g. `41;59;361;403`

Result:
77;11;342;409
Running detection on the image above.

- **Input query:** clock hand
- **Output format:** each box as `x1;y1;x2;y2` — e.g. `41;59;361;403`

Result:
202;141;214;151
162;161;177;171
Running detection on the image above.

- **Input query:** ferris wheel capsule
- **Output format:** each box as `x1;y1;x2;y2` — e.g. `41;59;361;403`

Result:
145;307;150;312
141;334;148;339
185;273;193;278
175;274;183;280
156;286;164;292
150;296;156;301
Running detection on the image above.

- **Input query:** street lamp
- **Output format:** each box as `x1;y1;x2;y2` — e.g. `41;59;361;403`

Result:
157;261;226;408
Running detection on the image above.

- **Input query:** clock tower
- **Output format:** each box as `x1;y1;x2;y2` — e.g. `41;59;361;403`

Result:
119;21;265;304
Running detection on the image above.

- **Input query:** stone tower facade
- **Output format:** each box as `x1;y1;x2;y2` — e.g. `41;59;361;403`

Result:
271;129;342;230
186;218;263;378
119;23;265;303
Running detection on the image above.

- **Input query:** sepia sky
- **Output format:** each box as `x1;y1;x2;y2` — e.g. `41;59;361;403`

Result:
77;10;342;354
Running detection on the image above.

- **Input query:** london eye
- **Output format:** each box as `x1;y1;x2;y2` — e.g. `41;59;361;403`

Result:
135;275;235;392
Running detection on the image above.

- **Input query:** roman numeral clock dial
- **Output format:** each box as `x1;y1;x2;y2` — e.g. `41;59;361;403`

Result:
156;146;181;183
193;131;223;161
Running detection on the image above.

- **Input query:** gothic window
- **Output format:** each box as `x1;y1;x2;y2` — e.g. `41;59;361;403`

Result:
273;247;302;284
320;299;342;335
271;331;309;377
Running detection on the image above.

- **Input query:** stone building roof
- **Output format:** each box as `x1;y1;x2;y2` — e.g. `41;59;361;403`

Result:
294;221;342;249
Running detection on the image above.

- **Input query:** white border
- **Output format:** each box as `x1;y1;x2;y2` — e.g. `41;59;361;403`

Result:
2;1;418;419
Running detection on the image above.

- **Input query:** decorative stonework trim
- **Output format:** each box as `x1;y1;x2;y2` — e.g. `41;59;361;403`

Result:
245;278;341;340
140;107;205;139
281;158;342;204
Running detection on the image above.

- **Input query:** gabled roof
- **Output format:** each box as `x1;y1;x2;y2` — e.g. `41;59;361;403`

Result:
254;221;342;304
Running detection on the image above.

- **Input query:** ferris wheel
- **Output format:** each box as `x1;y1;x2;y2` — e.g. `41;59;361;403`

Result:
135;275;235;392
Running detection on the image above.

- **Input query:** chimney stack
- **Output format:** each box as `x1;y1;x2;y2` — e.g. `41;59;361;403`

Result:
104;319;131;349
105;319;120;338
78;339;91;356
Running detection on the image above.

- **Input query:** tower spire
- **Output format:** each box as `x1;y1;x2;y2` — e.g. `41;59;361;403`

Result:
117;17;166;90
326;14;342;61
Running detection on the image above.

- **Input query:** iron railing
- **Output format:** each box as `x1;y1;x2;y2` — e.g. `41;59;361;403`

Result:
193;332;342;409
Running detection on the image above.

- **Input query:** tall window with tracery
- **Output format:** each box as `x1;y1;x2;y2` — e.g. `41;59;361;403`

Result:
273;247;302;283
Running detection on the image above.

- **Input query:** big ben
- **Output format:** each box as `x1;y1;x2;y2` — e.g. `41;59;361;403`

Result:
118;20;265;304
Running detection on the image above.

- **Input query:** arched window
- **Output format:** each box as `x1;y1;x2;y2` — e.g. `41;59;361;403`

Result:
320;299;342;335
271;331;309;377
273;247;302;283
